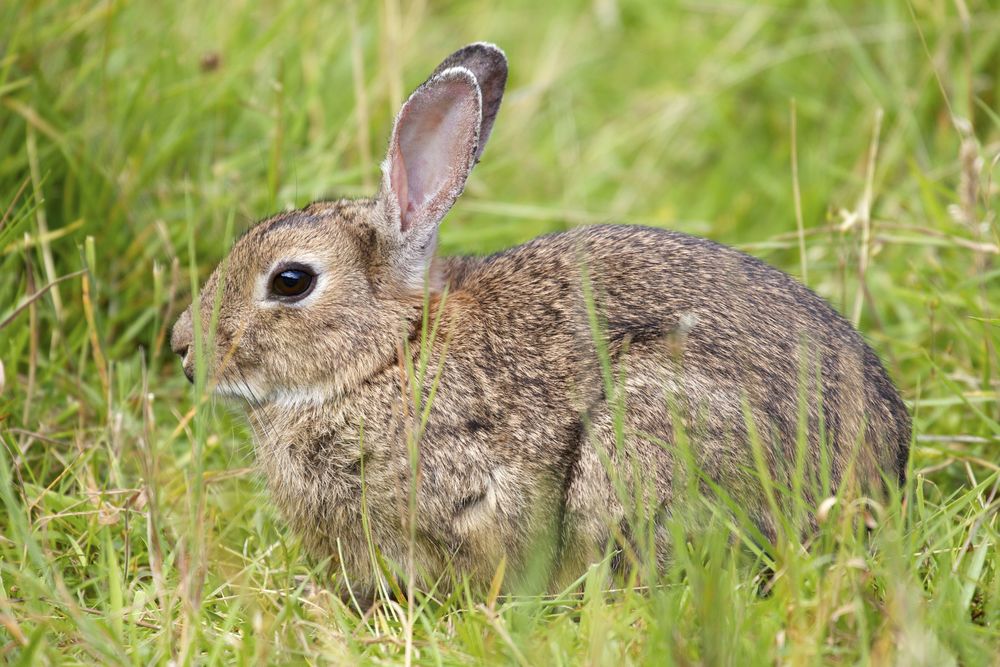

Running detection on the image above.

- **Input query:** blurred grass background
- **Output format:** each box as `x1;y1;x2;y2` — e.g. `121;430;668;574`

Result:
1;0;998;664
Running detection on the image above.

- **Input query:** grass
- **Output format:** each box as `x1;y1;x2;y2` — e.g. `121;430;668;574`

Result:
1;0;999;663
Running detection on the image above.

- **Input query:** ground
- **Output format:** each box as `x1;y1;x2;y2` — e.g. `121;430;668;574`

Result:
0;0;998;664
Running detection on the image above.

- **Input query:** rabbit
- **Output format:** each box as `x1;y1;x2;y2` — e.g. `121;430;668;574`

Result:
171;42;911;601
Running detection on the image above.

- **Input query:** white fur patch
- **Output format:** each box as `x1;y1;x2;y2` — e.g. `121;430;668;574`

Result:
678;311;699;334
214;376;268;402
270;387;334;410
215;376;339;411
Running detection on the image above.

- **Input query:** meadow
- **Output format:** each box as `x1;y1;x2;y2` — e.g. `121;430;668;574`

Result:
1;0;998;664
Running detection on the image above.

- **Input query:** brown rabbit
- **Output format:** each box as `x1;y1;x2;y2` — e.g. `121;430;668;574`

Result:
171;43;910;600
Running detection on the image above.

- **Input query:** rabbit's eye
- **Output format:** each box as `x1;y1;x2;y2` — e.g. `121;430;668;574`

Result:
270;268;315;300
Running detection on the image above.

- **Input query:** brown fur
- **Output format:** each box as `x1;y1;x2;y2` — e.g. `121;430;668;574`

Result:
171;44;910;600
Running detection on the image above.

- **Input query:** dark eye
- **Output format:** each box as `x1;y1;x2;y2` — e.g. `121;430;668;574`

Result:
270;267;315;299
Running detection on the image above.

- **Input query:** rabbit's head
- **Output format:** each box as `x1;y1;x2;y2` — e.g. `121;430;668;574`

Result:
170;43;507;403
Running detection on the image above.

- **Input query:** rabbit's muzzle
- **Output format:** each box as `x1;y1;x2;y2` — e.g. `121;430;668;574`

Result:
170;307;196;384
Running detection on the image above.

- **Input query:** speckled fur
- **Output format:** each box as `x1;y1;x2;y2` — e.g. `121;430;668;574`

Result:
171;44;910;600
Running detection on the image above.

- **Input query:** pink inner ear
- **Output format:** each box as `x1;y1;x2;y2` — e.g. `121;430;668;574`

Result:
390;75;480;234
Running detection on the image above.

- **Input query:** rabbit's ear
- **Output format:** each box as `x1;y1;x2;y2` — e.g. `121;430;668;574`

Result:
426;43;507;162
380;66;482;239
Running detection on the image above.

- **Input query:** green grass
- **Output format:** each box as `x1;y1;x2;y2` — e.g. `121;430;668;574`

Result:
2;0;999;663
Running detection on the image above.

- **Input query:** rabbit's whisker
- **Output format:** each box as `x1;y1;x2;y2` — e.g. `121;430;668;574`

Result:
235;368;280;444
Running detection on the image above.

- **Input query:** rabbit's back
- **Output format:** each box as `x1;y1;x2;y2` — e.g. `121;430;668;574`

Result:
439;224;910;562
